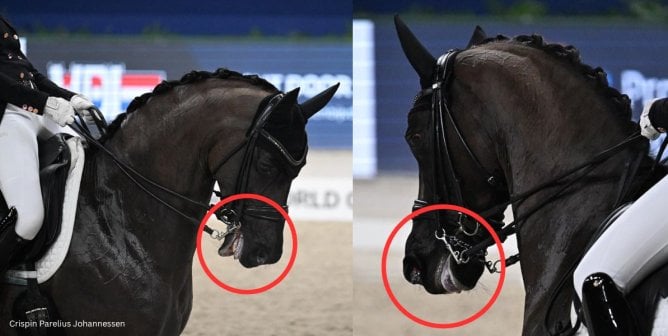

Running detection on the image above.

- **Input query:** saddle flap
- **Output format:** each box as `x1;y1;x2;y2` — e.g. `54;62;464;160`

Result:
22;134;73;262
38;134;70;171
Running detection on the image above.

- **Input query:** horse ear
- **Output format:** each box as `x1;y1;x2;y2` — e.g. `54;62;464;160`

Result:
394;15;435;82
276;88;300;111
266;88;300;125
300;83;339;120
466;25;487;48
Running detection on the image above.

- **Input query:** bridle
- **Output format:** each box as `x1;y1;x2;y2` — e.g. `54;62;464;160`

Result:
412;49;509;271
71;91;305;242
208;92;306;240
411;49;647;335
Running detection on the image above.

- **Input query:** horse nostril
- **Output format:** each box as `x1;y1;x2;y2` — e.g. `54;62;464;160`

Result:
410;267;422;284
403;257;423;285
255;250;268;265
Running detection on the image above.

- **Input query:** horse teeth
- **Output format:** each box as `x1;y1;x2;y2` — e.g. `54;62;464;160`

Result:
233;234;244;260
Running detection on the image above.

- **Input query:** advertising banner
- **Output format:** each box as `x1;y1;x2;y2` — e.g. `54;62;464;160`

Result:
26;38;351;149
368;20;668;173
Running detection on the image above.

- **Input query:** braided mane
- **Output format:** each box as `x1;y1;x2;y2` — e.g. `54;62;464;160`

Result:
476;34;634;132
99;68;278;142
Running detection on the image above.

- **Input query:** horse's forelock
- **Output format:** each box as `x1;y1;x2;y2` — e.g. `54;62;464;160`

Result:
264;105;307;160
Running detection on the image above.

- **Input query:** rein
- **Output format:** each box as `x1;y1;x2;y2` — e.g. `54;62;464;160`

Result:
416;49;646;334
69;92;294;241
465;132;643;263
413;49;508;270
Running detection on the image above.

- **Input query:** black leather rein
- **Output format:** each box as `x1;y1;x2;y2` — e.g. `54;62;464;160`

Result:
414;49;644;270
69;92;299;239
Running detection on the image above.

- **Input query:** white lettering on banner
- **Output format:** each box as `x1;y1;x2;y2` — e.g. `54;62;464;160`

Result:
290;189;348;209
47;63;166;120
287;177;352;222
260;73;352;122
621;70;668;109
262;73;352;99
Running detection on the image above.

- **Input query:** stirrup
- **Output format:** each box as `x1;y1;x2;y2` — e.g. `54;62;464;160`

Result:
581;272;640;336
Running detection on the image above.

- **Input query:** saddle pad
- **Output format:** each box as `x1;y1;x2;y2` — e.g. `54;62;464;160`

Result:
654;300;668;335
6;137;84;284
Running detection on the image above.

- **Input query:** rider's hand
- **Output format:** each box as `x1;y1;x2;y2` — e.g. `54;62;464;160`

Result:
70;94;94;112
70;94;95;123
640;98;661;140
44;97;75;126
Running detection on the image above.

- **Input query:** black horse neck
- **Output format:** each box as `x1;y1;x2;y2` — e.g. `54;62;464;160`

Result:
457;45;654;334
77;135;211;269
76;82;269;268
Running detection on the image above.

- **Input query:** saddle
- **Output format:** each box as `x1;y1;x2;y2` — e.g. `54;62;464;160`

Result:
583;203;632;255
0;133;71;266
0;134;74;335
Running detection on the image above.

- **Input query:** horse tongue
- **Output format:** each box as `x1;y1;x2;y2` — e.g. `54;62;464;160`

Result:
440;257;462;293
218;231;239;257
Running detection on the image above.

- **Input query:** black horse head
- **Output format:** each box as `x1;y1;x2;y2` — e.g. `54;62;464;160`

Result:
213;84;338;268
395;16;510;294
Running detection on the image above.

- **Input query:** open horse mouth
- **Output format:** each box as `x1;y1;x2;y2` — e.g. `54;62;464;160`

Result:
218;231;244;260
439;257;468;293
405;254;469;294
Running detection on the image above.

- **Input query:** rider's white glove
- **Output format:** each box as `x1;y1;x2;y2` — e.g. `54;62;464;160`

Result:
70;94;95;123
640;98;661;140
44;97;75;126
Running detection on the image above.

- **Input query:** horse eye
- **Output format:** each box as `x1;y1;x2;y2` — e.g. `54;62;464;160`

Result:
258;160;277;175
408;133;423;147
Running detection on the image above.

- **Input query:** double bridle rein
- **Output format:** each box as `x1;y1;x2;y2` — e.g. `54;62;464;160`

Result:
412;49;510;272
71;91;304;242
413;49;647;335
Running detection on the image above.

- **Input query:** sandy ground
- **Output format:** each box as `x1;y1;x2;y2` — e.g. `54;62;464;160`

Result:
182;150;353;336
182;159;528;335
354;175;526;336
183;221;352;336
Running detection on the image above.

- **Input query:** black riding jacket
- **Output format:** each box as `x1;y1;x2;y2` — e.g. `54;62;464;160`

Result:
0;17;74;123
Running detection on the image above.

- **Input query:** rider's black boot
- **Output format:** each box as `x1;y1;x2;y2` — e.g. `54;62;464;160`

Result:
0;207;27;273
581;272;640;336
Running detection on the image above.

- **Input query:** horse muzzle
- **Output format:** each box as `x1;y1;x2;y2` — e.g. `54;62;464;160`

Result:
238;241;282;268
215;203;286;267
404;252;479;294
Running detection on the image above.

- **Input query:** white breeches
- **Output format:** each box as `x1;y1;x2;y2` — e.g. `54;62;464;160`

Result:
574;175;668;299
0;104;68;240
